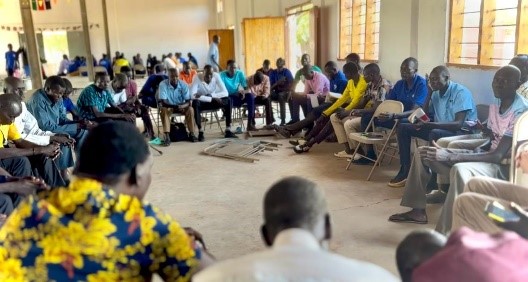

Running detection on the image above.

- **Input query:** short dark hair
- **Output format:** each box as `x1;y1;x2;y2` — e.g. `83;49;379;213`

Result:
154;64;164;73
324;61;338;69
263;59;270;65
61;78;73;93
203;64;213;72
402;57;419;69
342;62;359;74
226;59;236;67
95;72;108;81
364;63;380;74
74;121;149;183
44;75;66;89
345;53;361;63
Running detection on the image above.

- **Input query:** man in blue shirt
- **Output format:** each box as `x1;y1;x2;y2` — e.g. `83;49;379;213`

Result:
27;76;90;151
208;35;221;72
159;68;196;145
139;64;168;108
188;52;199;68
325;61;348;94
269;58;294;125
5;44;17;74
220;60;257;137
383;64;476;188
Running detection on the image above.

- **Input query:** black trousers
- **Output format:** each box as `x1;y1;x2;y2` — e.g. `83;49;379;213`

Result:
0;157;32;214
254;96;274;125
270;90;290;123
192;98;230;130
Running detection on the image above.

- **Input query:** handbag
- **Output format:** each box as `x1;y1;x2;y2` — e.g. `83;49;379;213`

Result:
169;122;188;142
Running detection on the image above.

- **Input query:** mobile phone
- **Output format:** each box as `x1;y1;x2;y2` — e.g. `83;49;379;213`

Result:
484;201;520;223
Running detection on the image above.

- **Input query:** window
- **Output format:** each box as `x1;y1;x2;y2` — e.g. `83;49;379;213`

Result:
448;0;528;67
217;0;223;13
286;3;314;16
339;0;380;61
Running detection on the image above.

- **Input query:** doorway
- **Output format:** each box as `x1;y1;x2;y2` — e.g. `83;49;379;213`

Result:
208;29;235;71
285;3;319;72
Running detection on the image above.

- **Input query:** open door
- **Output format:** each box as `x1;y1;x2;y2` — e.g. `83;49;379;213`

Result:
242;17;286;74
285;4;320;71
208;29;235;71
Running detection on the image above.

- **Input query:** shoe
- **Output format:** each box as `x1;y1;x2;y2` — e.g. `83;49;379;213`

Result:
388;167;408;188
276;126;292;138
198;132;205;142
426;190;447;204
352;157;375;165
247;124;258;131
235;127;243;134
280;120;286;126
334;150;354;159
388;211;428;224
225;130;239;138
148;137;163;145
188;133;197;143
289;139;306;146
161;138;171;147
293;145;310;154
285;120;297;125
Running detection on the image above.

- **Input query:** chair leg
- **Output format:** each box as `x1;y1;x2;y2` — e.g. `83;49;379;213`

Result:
346;142;362;170
214;111;224;134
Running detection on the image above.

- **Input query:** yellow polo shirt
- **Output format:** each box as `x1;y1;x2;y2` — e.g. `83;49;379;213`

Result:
0;123;21;146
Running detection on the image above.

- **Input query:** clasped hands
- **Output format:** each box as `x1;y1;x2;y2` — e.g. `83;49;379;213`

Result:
418;141;474;162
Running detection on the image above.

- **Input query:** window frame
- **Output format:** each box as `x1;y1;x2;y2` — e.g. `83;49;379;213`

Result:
447;0;528;69
338;0;380;62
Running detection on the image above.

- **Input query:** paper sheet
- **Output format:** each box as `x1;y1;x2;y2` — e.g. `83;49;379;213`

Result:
307;94;319;108
198;96;212;102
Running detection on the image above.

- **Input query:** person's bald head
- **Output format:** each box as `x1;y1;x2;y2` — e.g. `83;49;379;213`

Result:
302;64;314;80
396;230;447;282
363;63;381;84
429;65;450;92
112;73;129;93
3;77;25;98
0;94;23;125
509;54;528;83
492;65;522;99
261;177;330;246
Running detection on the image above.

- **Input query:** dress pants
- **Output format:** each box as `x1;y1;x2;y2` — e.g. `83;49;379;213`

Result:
192;98;230;130
160;106;195;134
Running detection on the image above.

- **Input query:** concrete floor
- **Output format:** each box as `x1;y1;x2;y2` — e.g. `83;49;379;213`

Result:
145;129;442;276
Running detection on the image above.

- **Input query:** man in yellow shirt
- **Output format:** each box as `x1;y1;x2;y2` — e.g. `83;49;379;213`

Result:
280;62;367;153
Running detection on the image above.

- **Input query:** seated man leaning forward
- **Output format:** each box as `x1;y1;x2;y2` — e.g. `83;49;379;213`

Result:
159;67;197;145
331;63;391;163
5;76;75;181
194;176;397;281
190;64;230;142
390;65;528;233
287;62;368;154
0;122;214;281
76;72;136;123
0;94;63;188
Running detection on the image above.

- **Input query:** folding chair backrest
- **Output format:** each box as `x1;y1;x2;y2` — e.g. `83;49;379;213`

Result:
511;111;528;185
373;100;404;117
134;64;146;72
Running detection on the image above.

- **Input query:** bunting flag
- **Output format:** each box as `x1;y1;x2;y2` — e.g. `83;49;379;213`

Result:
32;0;52;10
0;23;100;32
45;0;51;10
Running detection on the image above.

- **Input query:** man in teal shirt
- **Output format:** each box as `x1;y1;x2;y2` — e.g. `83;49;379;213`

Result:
219;60;257;137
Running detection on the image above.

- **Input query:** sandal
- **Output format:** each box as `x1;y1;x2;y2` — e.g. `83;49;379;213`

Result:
388;211;428;224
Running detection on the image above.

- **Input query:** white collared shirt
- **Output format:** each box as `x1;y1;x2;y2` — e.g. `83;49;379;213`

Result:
14;102;54;146
194;229;397;282
190;72;228;99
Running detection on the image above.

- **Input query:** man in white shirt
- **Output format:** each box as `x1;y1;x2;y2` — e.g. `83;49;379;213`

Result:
190;64;229;141
208;35;221;72
57;54;70;76
163;52;177;72
194;176;398;282
108;73;129;106
4;77;74;181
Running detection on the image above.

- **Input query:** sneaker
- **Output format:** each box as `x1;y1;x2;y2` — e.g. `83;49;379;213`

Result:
334;150;354;159
293;145;310;154
225;130;239;138
198;132;205;142
235;127;243;134
276;127;292;138
188;133;197;143
426;190;447;204
352;157;375;165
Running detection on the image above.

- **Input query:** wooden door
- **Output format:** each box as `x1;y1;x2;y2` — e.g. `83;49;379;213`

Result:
242;17;286;74
208;29;235;71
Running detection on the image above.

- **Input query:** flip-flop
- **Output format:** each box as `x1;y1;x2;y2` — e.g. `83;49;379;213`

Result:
148;137;163;146
388;212;428;224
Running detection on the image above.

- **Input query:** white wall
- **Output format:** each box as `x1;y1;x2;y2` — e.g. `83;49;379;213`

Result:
0;0;213;75
220;0;498;105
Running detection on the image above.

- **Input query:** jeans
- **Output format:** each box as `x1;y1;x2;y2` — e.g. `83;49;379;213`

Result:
229;94;255;127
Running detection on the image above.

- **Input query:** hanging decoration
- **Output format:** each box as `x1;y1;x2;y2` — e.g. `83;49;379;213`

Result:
31;0;52;11
0;23;100;32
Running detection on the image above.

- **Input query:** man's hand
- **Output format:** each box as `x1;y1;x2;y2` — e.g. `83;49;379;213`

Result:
496;202;528;239
7;176;49;196
80;119;97;130
50;135;74;146
39;143;61;158
122;113;136;122
350;109;363;117
335;108;351;119
419;141;473;162
425;73;433;92
195;93;202;99
184;227;207;250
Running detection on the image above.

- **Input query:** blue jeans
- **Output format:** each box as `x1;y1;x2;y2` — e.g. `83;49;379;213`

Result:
229;94;255;127
396;121;458;170
56;145;74;170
